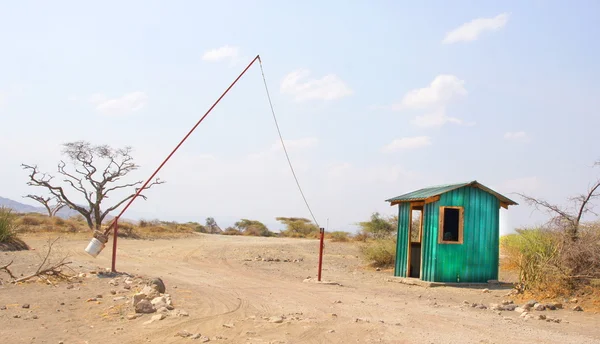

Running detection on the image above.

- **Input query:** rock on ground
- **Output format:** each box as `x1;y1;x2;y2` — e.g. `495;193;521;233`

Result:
525;300;538;307
135;300;156;314
268;316;284;323
174;309;189;317
149;277;166;293
176;330;192;338
533;303;546;311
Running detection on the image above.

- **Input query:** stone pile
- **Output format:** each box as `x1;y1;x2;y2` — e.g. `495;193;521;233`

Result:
465;297;582;324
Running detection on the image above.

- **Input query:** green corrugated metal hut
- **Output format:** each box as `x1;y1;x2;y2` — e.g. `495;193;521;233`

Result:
385;181;517;283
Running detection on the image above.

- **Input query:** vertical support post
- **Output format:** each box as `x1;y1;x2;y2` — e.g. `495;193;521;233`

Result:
318;227;325;281
111;219;118;273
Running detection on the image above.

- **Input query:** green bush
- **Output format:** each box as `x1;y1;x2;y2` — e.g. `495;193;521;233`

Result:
0;207;17;242
329;231;351;242
501;228;560;292
361;238;396;267
277;217;319;238
357;212;396;239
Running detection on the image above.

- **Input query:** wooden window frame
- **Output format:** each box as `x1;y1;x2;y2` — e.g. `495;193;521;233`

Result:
438;206;464;244
409;205;424;244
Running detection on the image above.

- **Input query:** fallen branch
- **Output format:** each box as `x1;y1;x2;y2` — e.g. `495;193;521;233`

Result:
14;261;72;283
0;260;16;279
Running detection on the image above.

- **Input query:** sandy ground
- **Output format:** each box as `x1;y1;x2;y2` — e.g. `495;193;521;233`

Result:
1;233;600;344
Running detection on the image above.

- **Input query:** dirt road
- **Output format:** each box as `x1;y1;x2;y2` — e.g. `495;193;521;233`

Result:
1;234;599;344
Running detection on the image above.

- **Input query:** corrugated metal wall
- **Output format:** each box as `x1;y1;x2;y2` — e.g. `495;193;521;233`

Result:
395;186;500;283
394;203;410;277
420;201;437;281
425;186;499;282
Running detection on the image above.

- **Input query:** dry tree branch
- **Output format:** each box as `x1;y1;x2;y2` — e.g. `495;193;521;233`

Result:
14;261;72;283
0;260;16;279
12;237;72;284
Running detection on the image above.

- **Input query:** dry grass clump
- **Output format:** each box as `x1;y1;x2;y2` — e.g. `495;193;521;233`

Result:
360;238;396;267
501;223;600;299
327;231;351;242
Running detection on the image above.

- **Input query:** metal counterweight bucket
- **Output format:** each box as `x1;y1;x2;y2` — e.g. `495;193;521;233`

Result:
85;237;106;257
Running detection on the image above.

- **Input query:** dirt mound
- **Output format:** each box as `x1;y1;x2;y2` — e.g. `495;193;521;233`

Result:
0;237;29;251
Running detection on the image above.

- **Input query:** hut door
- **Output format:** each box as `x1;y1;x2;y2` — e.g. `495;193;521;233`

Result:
408;206;423;278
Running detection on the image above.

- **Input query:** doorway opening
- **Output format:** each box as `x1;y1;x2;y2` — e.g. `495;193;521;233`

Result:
408;206;423;278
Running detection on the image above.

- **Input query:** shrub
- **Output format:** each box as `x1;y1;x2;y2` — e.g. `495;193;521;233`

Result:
53;217;66;226
222;227;242;235
353;231;370;242
69;214;85;222
361;238;396;267
277;217;319;238
329;231;351;242
19;215;42;226
501;228;559;293
139;219;160;228
500;226;600;295
357;212;396;239
116;222;139;238
0;207;17;242
235;219;274;237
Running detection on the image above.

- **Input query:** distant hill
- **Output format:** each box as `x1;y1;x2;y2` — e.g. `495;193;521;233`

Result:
0;196;83;219
0;196;286;231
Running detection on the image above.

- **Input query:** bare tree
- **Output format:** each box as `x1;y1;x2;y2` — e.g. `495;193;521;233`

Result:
23;195;66;217
205;217;222;234
517;160;600;241
22;141;164;231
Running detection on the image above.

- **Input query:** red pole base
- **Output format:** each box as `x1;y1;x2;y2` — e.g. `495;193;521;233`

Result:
111;220;118;273
318;228;324;281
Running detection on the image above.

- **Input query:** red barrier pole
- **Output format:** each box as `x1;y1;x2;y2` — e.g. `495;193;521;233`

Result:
111;218;118;273
318;227;324;281
105;55;261;273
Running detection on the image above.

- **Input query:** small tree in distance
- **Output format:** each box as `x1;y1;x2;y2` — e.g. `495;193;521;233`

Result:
23;195;66;217
357;212;396;239
276;217;319;238
205;217;222;234
22;141;164;232
234;219;274;237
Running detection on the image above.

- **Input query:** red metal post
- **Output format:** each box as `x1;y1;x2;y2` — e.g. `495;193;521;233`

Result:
105;55;261;273
111;218;118;272
318;227;324;281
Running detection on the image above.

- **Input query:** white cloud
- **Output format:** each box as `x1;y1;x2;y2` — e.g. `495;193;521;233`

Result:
397;75;467;110
412;110;475;127
504;131;530;142
393;75;471;127
202;45;239;62
91;91;148;115
383;136;432;152
280;69;352;101
443;13;509;44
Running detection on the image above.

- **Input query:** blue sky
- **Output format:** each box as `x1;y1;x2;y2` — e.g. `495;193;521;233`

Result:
1;1;599;233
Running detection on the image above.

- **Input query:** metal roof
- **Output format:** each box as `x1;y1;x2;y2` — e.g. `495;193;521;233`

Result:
385;180;518;205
